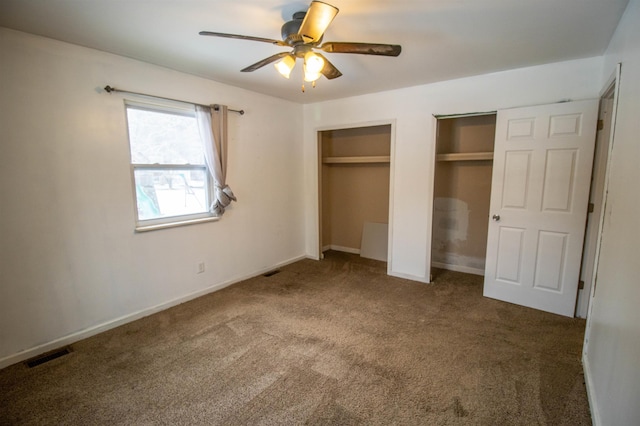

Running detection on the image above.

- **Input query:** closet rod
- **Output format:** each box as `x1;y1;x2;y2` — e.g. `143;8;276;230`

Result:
103;85;244;115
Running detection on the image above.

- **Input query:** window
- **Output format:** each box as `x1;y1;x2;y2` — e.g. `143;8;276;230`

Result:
125;102;214;230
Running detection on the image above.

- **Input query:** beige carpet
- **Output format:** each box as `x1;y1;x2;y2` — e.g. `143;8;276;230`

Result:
0;251;591;425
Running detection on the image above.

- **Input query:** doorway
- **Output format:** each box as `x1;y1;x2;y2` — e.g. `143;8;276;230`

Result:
431;113;497;278
318;124;392;261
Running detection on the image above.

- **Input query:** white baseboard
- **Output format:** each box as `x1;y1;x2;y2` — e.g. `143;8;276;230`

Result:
0;254;307;370
582;353;601;426
388;270;431;284
431;261;485;276
323;245;361;254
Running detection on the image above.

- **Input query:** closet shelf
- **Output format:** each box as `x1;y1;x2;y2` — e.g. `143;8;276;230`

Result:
436;152;494;162
322;156;391;164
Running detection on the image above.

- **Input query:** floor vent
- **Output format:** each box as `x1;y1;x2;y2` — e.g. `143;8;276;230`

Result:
25;347;72;368
263;270;281;277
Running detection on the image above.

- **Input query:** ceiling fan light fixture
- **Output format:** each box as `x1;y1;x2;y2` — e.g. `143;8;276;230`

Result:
303;51;324;82
303;71;322;82
274;54;296;79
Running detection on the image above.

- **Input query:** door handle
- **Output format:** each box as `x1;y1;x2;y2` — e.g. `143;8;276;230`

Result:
492;214;501;221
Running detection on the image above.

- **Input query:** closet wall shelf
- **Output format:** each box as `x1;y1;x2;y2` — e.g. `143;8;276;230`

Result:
436;152;494;162
322;156;391;164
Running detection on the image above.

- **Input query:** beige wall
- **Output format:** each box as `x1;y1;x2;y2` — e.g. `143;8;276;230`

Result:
432;115;496;273
321;125;391;251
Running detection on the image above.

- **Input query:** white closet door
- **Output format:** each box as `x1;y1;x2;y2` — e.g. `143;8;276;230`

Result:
483;100;598;317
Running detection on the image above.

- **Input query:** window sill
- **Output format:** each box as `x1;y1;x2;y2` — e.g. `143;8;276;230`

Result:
135;215;220;232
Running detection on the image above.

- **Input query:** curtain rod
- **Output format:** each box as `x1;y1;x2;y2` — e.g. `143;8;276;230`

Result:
103;85;244;115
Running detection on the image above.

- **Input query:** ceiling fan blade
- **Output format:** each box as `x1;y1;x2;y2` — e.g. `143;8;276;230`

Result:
241;52;291;72
316;53;342;80
319;42;402;57
199;31;288;47
298;1;339;44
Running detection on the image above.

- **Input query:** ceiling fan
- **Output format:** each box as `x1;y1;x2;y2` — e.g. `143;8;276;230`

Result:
199;1;401;89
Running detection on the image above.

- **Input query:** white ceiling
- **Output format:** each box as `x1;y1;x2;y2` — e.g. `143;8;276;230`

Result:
0;0;629;104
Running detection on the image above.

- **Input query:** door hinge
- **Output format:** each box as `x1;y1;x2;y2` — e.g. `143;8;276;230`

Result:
588;202;595;213
597;119;604;131
578;280;585;290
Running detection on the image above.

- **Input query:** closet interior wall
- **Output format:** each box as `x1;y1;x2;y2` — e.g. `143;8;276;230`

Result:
432;115;496;275
321;125;391;254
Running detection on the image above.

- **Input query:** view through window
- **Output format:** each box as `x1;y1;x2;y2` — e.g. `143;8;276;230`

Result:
126;103;212;227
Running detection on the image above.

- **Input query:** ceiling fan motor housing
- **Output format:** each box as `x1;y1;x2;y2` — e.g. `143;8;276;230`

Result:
281;11;307;45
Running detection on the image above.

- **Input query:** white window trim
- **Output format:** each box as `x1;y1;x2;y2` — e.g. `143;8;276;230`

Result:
124;100;215;231
135;215;220;232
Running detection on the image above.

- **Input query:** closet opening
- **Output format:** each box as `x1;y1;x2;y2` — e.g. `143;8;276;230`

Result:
431;113;497;279
319;124;392;262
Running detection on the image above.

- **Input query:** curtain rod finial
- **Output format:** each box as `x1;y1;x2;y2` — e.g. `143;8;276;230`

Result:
213;104;244;115
104;85;114;93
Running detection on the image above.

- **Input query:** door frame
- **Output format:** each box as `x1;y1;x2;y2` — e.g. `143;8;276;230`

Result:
429;112;497;278
582;64;621;325
576;66;621;318
316;119;397;274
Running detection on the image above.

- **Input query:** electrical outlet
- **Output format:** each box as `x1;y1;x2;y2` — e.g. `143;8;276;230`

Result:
197;262;205;274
